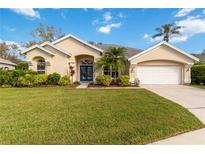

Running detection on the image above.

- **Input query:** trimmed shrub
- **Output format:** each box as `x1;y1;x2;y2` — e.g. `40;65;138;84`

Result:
10;69;37;86
47;73;61;85
191;64;205;84
17;74;35;87
0;69;12;86
16;61;29;70
96;75;112;86
58;75;70;86
117;75;130;86
34;74;48;86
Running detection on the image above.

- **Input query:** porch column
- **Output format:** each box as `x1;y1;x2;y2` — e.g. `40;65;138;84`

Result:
184;63;194;84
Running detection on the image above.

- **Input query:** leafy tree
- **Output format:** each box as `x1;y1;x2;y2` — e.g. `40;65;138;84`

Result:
25;23;65;47
0;42;21;63
96;47;127;80
16;61;29;70
152;24;183;42
0;42;9;58
202;50;205;55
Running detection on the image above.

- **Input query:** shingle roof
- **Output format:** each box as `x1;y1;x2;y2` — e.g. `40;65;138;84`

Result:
94;44;143;58
191;54;205;62
0;57;17;66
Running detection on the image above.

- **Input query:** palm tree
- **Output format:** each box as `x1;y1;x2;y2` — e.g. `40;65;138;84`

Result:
95;47;127;80
152;24;183;42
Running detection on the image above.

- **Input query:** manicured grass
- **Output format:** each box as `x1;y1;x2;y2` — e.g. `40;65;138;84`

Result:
0;87;203;144
188;84;205;89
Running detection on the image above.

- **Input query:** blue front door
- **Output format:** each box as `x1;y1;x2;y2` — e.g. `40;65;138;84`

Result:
80;66;93;81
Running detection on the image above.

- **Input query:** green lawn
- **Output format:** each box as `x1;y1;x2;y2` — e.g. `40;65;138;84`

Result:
0;87;203;144
188;84;205;89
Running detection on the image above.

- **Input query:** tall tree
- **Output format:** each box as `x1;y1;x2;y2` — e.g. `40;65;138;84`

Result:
152;24;183;42
0;42;21;63
25;23;65;48
96;47;127;80
202;50;205;55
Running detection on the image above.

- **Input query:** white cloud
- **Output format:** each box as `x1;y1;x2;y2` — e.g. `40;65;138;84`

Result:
144;16;205;43
173;16;205;42
175;8;195;17
98;23;121;34
92;19;99;25
143;33;162;43
9;8;40;19
0;40;24;51
103;12;113;22
118;12;126;18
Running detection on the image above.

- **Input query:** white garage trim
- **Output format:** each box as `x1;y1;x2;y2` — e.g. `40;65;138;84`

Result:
137;66;182;84
128;41;199;62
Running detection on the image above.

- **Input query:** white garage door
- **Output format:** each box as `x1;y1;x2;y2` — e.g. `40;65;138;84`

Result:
137;66;181;84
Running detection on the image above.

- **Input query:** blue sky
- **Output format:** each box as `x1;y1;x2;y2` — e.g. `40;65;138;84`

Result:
0;8;205;54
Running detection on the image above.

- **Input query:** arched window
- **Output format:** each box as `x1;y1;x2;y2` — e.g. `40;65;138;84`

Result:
4;67;9;70
80;58;93;65
37;59;45;74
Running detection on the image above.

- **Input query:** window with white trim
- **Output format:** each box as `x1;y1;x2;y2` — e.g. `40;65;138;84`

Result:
37;59;46;74
103;67;119;78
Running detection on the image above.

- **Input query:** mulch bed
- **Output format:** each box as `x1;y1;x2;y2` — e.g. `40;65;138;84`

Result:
88;83;139;88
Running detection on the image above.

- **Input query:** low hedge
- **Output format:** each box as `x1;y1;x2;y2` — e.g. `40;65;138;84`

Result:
47;73;61;85
117;75;130;86
0;69;72;87
17;74;35;87
58;75;70;86
34;74;48;86
191;64;205;84
96;74;112;86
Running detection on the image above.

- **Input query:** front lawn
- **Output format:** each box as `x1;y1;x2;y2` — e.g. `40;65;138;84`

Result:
188;84;205;89
0;87;203;144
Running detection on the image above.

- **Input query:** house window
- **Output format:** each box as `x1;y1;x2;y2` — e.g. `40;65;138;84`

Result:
80;59;93;65
37;59;46;74
4;67;9;70
103;67;119;78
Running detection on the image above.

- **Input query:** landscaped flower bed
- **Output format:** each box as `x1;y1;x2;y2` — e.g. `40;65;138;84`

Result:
88;74;139;88
0;69;77;88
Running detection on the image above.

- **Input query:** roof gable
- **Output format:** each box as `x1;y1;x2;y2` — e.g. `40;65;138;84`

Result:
40;42;72;56
21;45;55;56
128;41;199;62
52;34;103;53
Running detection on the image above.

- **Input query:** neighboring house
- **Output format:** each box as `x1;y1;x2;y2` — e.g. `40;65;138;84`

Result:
0;57;16;70
21;34;199;84
191;53;205;62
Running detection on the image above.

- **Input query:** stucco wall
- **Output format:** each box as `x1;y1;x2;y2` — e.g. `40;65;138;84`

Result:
54;37;102;81
129;44;195;84
25;37;102;82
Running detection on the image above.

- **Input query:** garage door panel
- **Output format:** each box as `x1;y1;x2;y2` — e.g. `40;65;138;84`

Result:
137;66;181;84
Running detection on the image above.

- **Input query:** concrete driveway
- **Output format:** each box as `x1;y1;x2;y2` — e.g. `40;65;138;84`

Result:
141;85;205;144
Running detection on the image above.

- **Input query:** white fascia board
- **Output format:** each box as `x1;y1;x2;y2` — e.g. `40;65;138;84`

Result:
21;45;55;56
128;41;199;62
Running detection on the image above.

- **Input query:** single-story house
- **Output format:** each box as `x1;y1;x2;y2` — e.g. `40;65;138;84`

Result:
0;57;16;70
21;34;199;84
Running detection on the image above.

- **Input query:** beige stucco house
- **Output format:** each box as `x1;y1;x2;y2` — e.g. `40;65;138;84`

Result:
21;34;199;84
